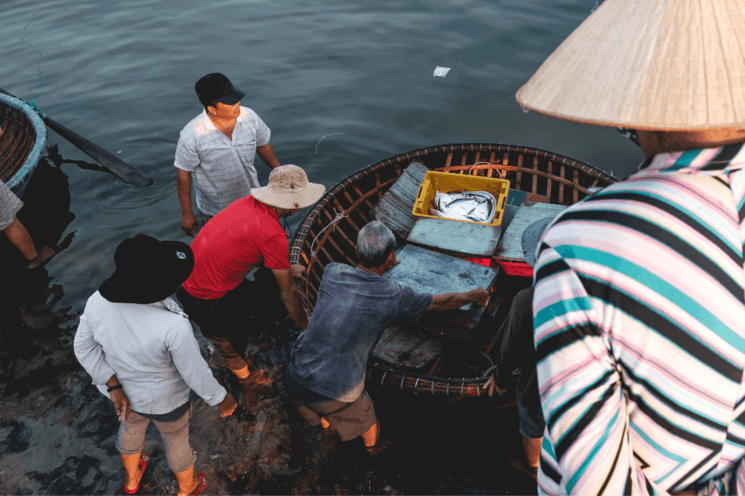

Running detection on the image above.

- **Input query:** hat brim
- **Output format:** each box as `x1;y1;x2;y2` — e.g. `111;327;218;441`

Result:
99;240;194;304
251;183;326;209
515;0;745;131
215;87;246;105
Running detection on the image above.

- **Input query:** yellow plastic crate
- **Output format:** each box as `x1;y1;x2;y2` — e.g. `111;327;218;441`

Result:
412;171;510;226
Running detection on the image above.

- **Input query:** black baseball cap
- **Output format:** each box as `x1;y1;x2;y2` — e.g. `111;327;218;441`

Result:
195;73;246;106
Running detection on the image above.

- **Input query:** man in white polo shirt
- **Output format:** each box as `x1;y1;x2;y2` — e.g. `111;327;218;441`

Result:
175;73;281;236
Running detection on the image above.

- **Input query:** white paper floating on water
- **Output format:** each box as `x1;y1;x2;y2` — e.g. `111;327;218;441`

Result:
117;150;122;154
433;66;451;78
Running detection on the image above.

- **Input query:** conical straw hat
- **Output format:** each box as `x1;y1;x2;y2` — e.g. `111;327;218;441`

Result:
516;0;745;131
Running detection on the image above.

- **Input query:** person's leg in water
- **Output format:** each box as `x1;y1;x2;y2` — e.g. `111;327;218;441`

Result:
121;452;149;493
512;397;544;477
362;420;380;452
174;465;204;496
177;287;252;383
154;407;203;496
117;411;150;493
523;435;542;469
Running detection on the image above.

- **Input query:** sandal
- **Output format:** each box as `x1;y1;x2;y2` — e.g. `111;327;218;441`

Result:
123;453;149;494
189;473;206;495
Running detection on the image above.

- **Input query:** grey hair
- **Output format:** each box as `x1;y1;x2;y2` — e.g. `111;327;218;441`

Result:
357;220;395;268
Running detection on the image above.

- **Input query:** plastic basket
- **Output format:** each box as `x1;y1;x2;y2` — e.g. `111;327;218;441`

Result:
412;171;510;226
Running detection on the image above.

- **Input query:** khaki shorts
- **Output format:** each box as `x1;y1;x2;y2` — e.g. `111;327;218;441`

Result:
284;369;376;441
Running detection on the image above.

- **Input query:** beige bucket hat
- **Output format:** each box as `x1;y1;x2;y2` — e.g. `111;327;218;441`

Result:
516;0;745;131
251;164;326;209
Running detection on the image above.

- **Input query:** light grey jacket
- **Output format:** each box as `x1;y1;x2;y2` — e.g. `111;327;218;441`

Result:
74;291;226;415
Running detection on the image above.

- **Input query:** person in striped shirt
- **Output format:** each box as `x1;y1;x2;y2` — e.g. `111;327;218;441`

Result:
515;0;745;494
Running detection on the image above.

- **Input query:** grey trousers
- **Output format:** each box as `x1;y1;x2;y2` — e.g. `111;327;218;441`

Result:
115;407;196;473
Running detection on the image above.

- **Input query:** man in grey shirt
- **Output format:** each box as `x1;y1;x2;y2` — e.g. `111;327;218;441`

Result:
175;73;281;236
285;221;489;454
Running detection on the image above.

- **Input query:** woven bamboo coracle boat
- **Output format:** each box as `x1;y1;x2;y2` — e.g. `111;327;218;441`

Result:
0;93;47;197
289;143;618;396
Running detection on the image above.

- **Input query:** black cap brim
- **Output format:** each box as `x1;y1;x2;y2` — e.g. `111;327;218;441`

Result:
215;87;246;105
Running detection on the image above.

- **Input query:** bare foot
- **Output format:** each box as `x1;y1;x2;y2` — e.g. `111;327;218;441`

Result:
27;246;57;269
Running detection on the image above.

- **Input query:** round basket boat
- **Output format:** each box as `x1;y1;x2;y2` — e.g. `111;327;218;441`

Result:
0;93;47;197
290;143;618;396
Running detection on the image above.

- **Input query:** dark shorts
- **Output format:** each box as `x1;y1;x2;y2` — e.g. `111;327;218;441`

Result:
516;396;545;439
284;369;376;441
176;284;252;371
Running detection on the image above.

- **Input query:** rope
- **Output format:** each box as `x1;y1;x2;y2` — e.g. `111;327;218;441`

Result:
475;350;494;368
27;101;45;117
309;210;347;259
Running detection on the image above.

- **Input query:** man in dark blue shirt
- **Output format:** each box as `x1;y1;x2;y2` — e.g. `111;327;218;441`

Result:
285;220;488;453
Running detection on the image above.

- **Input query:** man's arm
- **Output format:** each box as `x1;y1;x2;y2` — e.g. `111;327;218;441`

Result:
4;217;37;260
427;287;488;312
73;315;117;388
177;169;198;237
104;374;131;423
271;268;309;330
256;143;281;169
73;315;133;421
533;247;657;495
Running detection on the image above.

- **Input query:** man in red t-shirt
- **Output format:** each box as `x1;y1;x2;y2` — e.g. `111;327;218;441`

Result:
177;165;324;387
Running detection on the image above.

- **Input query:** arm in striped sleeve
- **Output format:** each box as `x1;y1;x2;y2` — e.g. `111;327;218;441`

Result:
533;245;662;495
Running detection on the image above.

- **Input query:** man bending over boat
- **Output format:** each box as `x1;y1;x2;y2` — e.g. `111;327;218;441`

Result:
175;73;282;236
284;220;489;454
177;165;324;394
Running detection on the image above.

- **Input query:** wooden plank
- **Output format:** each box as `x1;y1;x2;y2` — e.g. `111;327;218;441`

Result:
406;217;502;258
573;170;580;204
372;193;418;239
516;154;523;186
372;161;429;238
372;324;443;370
495;202;567;261
384;244;499;313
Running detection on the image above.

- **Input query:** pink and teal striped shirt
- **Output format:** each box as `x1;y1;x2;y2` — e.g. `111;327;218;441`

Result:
533;144;745;495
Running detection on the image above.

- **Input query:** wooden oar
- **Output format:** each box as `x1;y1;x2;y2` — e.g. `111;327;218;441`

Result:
0;86;153;187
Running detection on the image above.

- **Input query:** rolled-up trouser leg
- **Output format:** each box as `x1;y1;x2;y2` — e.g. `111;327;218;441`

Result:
152;406;197;474
116;410;150;455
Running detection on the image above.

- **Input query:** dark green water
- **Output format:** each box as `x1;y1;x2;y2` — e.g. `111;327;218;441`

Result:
1;0;640;493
